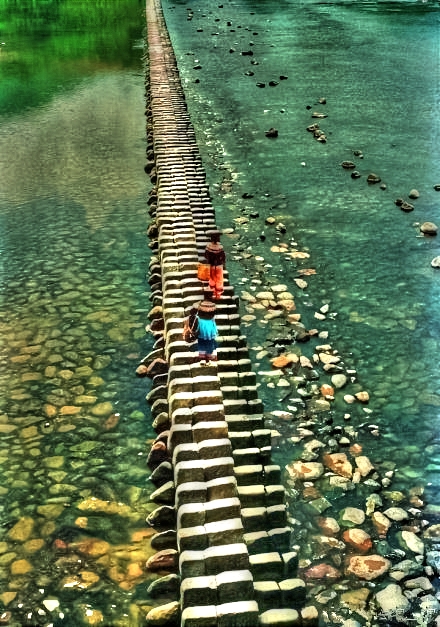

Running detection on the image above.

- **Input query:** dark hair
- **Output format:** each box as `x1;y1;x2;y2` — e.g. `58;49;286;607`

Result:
208;230;221;242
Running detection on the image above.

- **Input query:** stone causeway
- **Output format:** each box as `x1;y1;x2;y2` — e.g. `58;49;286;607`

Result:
142;1;309;625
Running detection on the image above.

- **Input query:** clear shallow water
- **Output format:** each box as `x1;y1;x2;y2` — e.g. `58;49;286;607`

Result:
1;0;440;623
0;2;159;625
162;0;440;506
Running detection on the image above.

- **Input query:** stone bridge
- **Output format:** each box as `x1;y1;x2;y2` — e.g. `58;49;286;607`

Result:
141;0;309;625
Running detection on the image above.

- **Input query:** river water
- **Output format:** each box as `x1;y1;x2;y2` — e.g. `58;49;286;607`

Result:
0;0;440;625
0;2;159;625
161;0;440;504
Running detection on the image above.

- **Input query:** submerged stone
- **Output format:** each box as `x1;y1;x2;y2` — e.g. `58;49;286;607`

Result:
304;563;341;581
375;583;409;615
346;555;391;580
339;507;365;527
397;530;425;555
323;453;353;479
91;402;113;416
7;517;34;542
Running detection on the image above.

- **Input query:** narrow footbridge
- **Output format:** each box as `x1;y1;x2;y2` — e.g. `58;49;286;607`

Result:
142;1;307;625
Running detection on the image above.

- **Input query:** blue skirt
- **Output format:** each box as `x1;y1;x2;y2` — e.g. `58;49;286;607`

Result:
198;337;218;356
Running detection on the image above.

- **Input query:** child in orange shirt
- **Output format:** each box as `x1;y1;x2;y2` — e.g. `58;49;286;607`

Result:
204;230;226;300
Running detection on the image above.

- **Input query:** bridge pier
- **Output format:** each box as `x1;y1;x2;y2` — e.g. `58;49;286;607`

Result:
143;1;309;625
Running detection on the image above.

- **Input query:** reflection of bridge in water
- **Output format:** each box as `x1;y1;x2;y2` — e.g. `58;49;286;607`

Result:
143;0;301;624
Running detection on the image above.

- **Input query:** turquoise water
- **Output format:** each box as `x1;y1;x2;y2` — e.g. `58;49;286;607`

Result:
162;0;440;508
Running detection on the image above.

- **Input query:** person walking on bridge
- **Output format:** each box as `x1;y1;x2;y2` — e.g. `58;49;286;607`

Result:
196;297;218;365
204;230;226;301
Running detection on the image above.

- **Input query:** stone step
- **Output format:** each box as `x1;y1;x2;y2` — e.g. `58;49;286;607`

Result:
226;414;265;432
180;543;251;580
220;385;260;401
181;601;260;627
241;505;288;533
233;447;266;466
249;551;284;581
217;370;257;387
178;518;244;552
169;376;221;394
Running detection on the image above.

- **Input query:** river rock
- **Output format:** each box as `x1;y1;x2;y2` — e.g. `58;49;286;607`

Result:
42;599;60;612
318;352;340;365
145;601;180;627
323;453;353;478
37;504;64;519
331;373;347;388
320;383;334;397
431;256;440;268
11;559;32;575
390;558;424;581
355;456;374;477
309;398;331;412
339;507;365;527
240;291;257;304
420;221;438;235
401;201;414;212
304;563;341;580
271;353;298;368
342;528;372;553
271;284;288;293
90;402;113;417
7;517;34;542
367;173;381;184
317;517;340;536
375;583;409;615
404;576;433;591
256;291;275;301
346;555;391;580
383;507;408;522
146;549;179;573
287;461;324;481
372;511;392;537
298;355;312;369
397;530;425;555
294;278;308;289
73;538;110;558
408;189;420;199
278;299;296;311
147;573;180;599
276;291;295;302
354;391;369;403
340;587;370;611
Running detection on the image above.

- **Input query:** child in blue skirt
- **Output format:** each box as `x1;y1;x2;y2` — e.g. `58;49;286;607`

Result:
196;298;218;365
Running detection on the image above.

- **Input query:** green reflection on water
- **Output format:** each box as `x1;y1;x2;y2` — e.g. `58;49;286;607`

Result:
0;0;145;115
